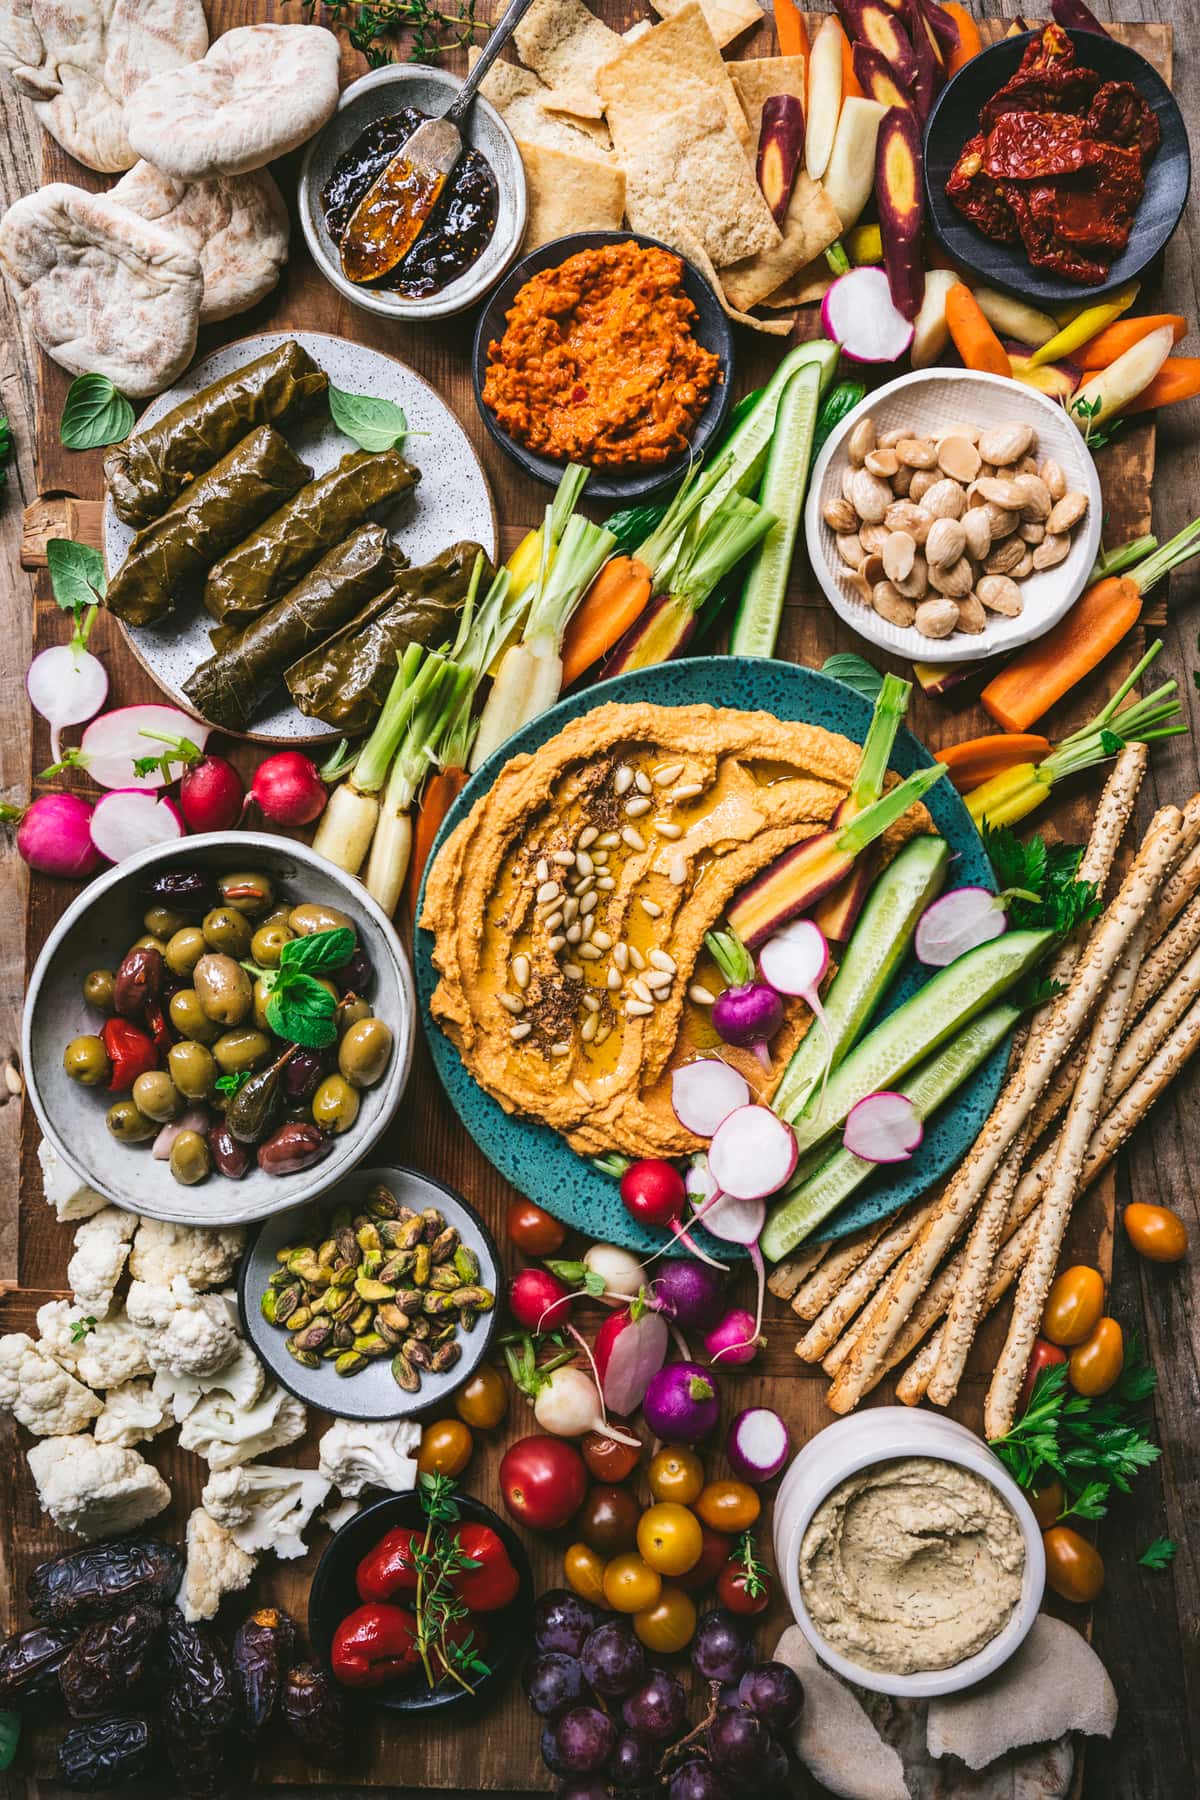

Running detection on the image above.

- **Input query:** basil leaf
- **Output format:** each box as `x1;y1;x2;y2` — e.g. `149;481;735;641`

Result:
820;652;884;702
60;373;134;451
329;385;408;452
0;1710;20;1771
266;973;338;1050
46;537;106;612
280;926;356;974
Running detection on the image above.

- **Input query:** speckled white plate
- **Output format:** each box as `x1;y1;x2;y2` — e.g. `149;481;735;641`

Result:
103;330;498;743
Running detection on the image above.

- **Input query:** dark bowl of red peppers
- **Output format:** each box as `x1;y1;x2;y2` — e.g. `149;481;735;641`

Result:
309;1488;533;1713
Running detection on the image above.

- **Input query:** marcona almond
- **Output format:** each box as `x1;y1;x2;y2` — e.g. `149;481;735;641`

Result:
865;446;900;478
859;522;891;555
882;530;916;582
923;477;967;519
936;435;981;482
914;598;960;638
1016;453;1040;477
873;581;915;627
1019;520;1045;544
842;466;858;503
1039;458;1067;500
892;464;913;496
878;425;907;448
984;535;1026;574
925;516;967;566
928;554;973;597
908;467;936;501
846;416;876;465
976;476;1024;509
979;422;1034;465
1012;473;1051;519
976;574;1023;615
837;532;865;568
851;469;892;523
1047;490;1089;533
984;501;1021;538
895;553;929;599
956;594;988;634
1012;550;1035;579
823;495;858;533
1032;533;1071;569
962;506;992;560
897;436;937;469
885;500;932;543
862;552;885;587
939;421;980;445
845;568;873;605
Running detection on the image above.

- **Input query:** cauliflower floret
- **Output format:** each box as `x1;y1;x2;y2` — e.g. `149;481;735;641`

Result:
67;1207;138;1318
129;1219;246;1292
202;1463;331;1560
35;1301;151;1390
38;1138;106;1222
27;1435;171;1538
318;1417;420;1499
0;1333;102;1436
35;1299;89;1370
126;1277;238;1378
322;1497;361;1532
94;1379;170;1448
179;1384;306;1471
180;1507;256;1622
152;1340;266;1424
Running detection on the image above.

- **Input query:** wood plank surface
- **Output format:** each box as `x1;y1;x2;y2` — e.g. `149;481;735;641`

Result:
1;4;1198;1797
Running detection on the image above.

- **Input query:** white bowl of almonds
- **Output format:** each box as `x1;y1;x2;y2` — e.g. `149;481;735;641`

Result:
804;369;1103;664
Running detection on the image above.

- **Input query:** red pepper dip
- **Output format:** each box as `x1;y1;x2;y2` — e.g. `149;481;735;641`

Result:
482;241;721;467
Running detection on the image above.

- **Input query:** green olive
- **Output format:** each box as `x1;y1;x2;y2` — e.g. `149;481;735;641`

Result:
107;1099;157;1143
132;1069;182;1123
193;954;253;1026
63;1034;111;1087
311;1073;360;1134
169;989;221;1045
289;901;354;938
213;1027;272;1075
259;903;293;932
131;933;168;955
250;922;294;968
165;926;207;978
144;903;189;939
169;1128;212;1185
82;968;115;1010
167;1040;216;1101
202;907;253;957
218;871;275;916
337;995;371;1037
338;1017;394;1089
252;977;273;1033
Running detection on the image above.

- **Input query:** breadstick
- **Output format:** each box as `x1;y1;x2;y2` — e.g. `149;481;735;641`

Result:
767;1240;829;1301
1130;891;1200;1018
790;1222;887;1319
898;1207;1044;1403
795;1195;939;1363
1146;793;1200;941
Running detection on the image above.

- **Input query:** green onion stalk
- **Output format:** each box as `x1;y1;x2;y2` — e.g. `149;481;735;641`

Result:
363;647;474;915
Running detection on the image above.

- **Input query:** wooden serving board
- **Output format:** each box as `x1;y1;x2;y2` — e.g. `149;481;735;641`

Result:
5;9;1171;1793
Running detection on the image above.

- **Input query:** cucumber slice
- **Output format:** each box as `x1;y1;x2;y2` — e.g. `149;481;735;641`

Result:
700;339;840;525
762;1002;1019;1261
774;835;951;1122
729;363;823;658
788;926;1053;1157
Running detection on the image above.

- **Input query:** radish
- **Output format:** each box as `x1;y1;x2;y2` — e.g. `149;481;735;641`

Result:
131;729;244;832
594;1303;669;1416
508;1266;574;1333
582;1243;645;1305
704;1308;763;1368
152;1106;209;1160
842;1090;923;1163
706;928;783;1060
620;1159;686;1228
707;1106;797;1201
727;1407;790;1483
247;751;327;827
89;789;186;863
642;1360;721;1444
650;1258;726;1332
1;792;101;879
26;611;108;766
759;918;835;1106
671;1059;751;1137
506;1331;642;1445
915;887;1008;966
48;705;211;792
821;266;915;364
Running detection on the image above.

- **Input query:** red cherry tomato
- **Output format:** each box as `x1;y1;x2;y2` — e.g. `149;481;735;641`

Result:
716;1557;772;1616
674;1525;728;1592
1018;1337;1068;1416
507;1199;566;1257
499;1435;587;1531
581;1428;642;1483
507;1267;573;1333
619;1159;685;1227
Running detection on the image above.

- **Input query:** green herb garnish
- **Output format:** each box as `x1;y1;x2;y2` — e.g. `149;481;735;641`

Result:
60;374;134;451
311;0;489;66
70;1315;97;1344
412;1473;491;1691
46;538;106;613
1070;394;1125;451
984;823;1102;937
733;1530;768;1599
1138;1536;1177;1571
328;386;408;452
820;652;885;703
253;927;355;1049
214;1071;252;1097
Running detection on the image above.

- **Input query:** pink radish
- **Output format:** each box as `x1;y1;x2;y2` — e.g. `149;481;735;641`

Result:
49;705;210;791
696;1105;797;1361
1;792;101;879
821;267;915;364
671;1059;751;1137
247;751;327;827
758;918;835;1103
593;1304;669;1416
26;614;108;766
90;789;186;862
843;1090;923;1163
915;887;1008;966
704;1307;763;1367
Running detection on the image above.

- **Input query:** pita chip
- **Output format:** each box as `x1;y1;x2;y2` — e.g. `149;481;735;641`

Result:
639;220;794;336
620;92;780;268
514;0;623;120
651;0;762;51
596;4;749;150
472;52;612;153
518;141;626;248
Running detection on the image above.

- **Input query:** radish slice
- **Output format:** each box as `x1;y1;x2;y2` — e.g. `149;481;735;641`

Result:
27;644;108;766
759;918;835;1109
672;1059;751;1138
685;1155;718;1205
90;789;186;862
843;1090;923;1163
707;1105;798;1200
821;266;915;365
915;887;1007;967
152;1106;209;1160
597;1309;669;1417
698;1189;767;1246
76;706;211;791
727;1406;790;1483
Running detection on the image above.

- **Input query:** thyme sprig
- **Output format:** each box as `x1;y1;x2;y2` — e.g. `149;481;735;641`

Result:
412;1473;491;1693
312;0;489;66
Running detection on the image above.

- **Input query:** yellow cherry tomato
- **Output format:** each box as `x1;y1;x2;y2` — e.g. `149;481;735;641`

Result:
1042;1265;1104;1347
1123;1201;1188;1263
1069;1316;1124;1397
636;1502;703;1577
417;1418;473;1479
634;1585;697;1653
564;1541;608;1608
1030;1477;1064;1532
647;1447;704;1505
454;1363;509;1430
603;1553;662;1615
695;1480;760;1535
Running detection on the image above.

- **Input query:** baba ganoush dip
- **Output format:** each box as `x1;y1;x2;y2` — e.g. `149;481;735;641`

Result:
798;1456;1025;1675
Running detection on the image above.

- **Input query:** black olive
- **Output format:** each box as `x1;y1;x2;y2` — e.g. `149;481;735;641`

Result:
146;869;214;910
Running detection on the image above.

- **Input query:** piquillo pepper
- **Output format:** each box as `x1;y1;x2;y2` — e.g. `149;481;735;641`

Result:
101;1017;158;1092
330;1604;421;1687
355;1527;421;1604
450;1525;520;1614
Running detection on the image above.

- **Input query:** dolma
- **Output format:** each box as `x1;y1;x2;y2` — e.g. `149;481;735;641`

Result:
202;448;420;629
104;340;328;529
286;541;490;734
184;526;400;732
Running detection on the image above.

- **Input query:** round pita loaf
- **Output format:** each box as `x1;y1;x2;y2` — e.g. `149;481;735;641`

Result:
109;161;290;324
0;182;202;396
124;23;341;180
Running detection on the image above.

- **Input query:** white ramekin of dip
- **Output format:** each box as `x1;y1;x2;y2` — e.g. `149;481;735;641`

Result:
772;1408;1046;1699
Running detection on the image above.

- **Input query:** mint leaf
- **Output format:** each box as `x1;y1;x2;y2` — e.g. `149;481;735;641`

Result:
214;1070;251;1096
820;653;884;703
47;538;106;613
280;927;356;975
329;386;408;452
70;1315;97;1343
60;373;134;451
266;971;338;1049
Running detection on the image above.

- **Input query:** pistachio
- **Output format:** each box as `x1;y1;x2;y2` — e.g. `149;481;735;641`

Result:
431;1341;463;1374
406;1340;434;1370
429;1226;462;1265
260;1289;279;1325
421;1207;444;1243
354;1277;396;1302
286;1306;313;1332
412;1244;431;1287
286;1342;320;1369
423;1290;458;1315
366;1184;401;1219
450;1285;495;1312
336;1351;369;1377
293;1321;333;1352
454;1246;481;1283
429;1264;460;1292
391;1352;420;1392
353;1332;390;1358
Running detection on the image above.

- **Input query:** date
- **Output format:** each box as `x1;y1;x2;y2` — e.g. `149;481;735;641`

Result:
283;1661;346;1765
59;1603;165;1718
57;1713;158;1790
28;1539;183;1626
163;1612;237;1797
230;1606;297;1736
0;1623;77;1707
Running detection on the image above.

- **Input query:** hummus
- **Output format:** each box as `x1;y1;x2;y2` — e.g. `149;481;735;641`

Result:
421;701;932;1160
798;1457;1025;1676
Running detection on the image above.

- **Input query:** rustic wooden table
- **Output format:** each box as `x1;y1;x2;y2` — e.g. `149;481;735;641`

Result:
1;4;1198;1797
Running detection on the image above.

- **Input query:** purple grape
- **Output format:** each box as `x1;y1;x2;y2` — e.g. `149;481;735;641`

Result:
707;1708;768;1783
554;1705;617;1774
736;1662;804;1732
580;1622;645;1699
690;1611;752;1685
535;1590;602;1657
609;1729;655;1790
668;1762;727;1800
523;1652;589;1718
621;1669;687;1741
542;1726;572;1778
761;1735;790;1793
556;1783;611;1800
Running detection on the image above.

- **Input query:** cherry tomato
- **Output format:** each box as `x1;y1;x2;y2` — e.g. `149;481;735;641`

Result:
675;1525;729;1593
1123;1201;1188;1264
454;1363;508;1430
633;1584;697;1653
637;1503;703;1577
716;1557;772;1616
499;1435;587;1531
1042;1265;1105;1347
563;1541;608;1608
1043;1525;1105;1604
578;1485;641;1557
1018;1337;1068;1416
581;1427;641;1483
1029;1477;1065;1531
620;1159;685;1228
507;1199;565;1257
647;1447;704;1505
417;1419;473;1479
1069;1316;1124;1397
603;1553;662;1615
695;1481;760;1535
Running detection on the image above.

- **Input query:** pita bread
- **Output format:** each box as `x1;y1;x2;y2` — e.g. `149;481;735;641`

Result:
474;53;612;154
925;1617;1117;1772
514;0;622;121
518;140;625;249
595;4;749;151
124;23;341;180
774;1627;911;1800
650;0;762;51
109;162;289;324
0;182;201;396
0;0;209;172
620;92;780;269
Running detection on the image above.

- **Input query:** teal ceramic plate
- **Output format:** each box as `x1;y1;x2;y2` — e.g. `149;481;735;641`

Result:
415;658;1006;1252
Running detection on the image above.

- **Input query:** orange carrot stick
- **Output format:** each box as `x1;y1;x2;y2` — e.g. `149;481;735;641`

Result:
936;733;1053;791
773;0;809;61
1125;357;1200;415
406;765;469;919
981;579;1143;732
1077;315;1188;370
943;2;983;74
560;556;653;689
945;282;1010;377
837;20;864;98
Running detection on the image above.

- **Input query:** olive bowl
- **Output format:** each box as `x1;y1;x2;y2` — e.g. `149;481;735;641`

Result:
22;833;415;1228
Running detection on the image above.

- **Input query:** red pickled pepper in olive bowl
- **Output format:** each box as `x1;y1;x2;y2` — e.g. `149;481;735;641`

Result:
101;1018;157;1091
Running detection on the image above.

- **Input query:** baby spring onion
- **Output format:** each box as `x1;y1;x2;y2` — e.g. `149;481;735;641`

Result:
313;642;434;875
364;650;473;915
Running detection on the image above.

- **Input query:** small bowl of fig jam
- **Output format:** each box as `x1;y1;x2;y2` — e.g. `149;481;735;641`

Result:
299;64;527;320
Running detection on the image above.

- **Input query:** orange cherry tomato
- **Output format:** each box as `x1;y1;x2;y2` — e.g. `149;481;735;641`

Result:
695;1481;761;1535
637;1503;703;1577
647;1447;704;1506
506;1199;566;1256
1069;1316;1124;1397
454;1363;508;1430
1042;1265;1105;1347
563;1541;608;1608
1123;1202;1188;1264
1018;1337;1068;1415
603;1553;662;1615
675;1524;729;1592
417;1418;473;1478
1030;1477;1064;1531
633;1585;697;1653
1043;1525;1105;1604
581;1427;642;1484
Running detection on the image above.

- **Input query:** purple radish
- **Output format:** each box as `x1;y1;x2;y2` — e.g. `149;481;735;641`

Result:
705;928;783;1059
650;1258;726;1331
90;789;186;862
726;1407;790;1482
2;791;101;879
671;1059;751;1137
26;616;108;767
704;1308;763;1367
759;919;835;1106
915;887;1008;966
642;1361;721;1444
821;267;915;364
48;704;211;791
843;1090;923;1163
